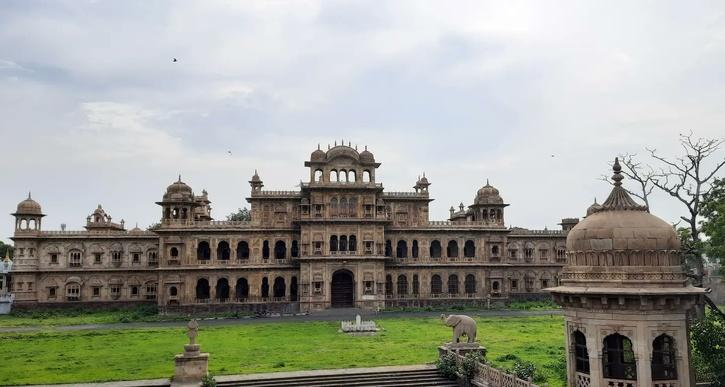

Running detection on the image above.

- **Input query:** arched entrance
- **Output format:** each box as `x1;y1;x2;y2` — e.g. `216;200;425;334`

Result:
331;270;354;308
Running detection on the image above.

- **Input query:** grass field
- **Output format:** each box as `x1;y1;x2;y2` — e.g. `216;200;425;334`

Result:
0;315;566;386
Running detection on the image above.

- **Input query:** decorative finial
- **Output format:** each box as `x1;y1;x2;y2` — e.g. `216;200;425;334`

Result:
423;172;426;178
317;143;320;150
594;197;598;204
612;157;623;186
348;141;351;147
178;174;182;182
365;145;368;151
334;140;337;146
486;178;490;185
27;191;32;199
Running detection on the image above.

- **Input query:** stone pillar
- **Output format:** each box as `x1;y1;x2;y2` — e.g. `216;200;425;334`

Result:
173;320;209;386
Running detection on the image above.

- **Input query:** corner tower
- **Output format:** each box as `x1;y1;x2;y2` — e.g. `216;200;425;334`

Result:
547;158;706;387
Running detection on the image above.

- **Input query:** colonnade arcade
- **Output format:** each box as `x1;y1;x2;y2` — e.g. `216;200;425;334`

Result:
570;329;679;386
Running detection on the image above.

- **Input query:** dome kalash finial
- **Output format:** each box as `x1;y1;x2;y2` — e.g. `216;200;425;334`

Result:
593;157;647;213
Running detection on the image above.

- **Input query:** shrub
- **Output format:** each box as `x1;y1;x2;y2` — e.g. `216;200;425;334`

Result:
495;353;520;362
512;360;536;380
691;311;725;386
460;351;485;382
545;355;567;383
436;352;458;380
201;373;216;387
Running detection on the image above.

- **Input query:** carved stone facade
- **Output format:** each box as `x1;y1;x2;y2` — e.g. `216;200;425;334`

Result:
10;144;572;312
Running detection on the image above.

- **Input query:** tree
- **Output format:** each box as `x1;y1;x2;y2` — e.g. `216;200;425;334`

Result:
0;241;13;259
690;311;725;386
701;178;725;274
646;133;725;287
227;207;251;221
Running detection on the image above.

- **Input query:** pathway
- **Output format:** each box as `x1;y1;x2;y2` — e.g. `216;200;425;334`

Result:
0;308;561;333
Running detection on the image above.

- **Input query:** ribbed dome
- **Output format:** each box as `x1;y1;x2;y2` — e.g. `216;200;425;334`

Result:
585;198;603;216
359;148;375;163
474;180;503;205
562;158;684;288
311;148;326;161
326;145;359;161
163;176;193;201
15;193;42;215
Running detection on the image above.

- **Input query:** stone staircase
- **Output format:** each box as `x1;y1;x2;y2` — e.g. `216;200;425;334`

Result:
216;365;458;387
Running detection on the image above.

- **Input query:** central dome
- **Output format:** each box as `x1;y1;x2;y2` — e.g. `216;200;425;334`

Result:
474;180;503;205
15;193;43;215
326;145;359;161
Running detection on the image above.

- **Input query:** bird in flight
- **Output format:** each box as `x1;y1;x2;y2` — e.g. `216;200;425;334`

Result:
172;58;178;62
227;150;232;156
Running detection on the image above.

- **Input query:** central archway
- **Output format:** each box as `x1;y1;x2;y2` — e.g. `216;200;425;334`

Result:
331;270;354;308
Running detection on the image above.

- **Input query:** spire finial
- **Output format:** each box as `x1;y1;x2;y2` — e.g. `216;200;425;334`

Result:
423;172;426;178
486;178;490;185
317;143;320;150
27;191;32;199
594;197;598;204
334;140;337;146
365;145;368;151
178;174;182;182
612;157;623;186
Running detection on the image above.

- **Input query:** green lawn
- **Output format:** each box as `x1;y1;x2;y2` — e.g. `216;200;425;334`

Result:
0;315;566;386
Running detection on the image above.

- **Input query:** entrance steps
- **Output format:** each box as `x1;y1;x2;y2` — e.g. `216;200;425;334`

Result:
216;364;457;387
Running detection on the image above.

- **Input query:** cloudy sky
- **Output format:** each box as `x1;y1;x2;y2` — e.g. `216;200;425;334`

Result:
1;1;725;243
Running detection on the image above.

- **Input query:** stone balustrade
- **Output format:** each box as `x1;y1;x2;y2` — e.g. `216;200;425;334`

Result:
442;349;541;387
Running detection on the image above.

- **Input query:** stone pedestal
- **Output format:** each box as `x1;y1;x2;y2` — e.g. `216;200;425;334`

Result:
438;342;487;358
172;344;209;386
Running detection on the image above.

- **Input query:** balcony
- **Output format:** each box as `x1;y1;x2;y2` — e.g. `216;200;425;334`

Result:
605;380;637;387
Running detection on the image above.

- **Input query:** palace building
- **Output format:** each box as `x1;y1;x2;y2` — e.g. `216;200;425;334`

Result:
8;144;577;313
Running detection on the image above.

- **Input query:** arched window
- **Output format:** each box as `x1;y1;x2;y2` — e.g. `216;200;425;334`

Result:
217;241;230;260
262;240;270;259
69;250;83;267
274;240;286;259
448;274;459;294
330;197;338;216
603;333;637;380
197;241;211;261
339;198;348;217
363;170;371;182
331;170;339;182
273;277;286;298
412;240;419;258
464;240;476;258
261;277;269;298
66;282;81;301
385;275;393;296
330;235;338;252
492;281;500;292
396;240;408;258
348;170;356;182
491;245;500;256
169;286;178;296
195;278;210;300
339;235;348;251
430;240;442;258
290;276;298;300
447;240;459;258
431;275;442;294
348;235;357;252
652;334;677;380
385;240;392;257
314;169;323;182
412;274;420;294
235;278;249;300
464;274;476;294
574;330;590;374
291;240;299;257
237;241;249;260
216;278;230;301
29;219;36;230
170;247;179;258
397;275;408;295
349;197;357;217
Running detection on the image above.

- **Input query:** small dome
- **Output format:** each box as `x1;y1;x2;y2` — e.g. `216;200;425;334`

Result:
359;148;375;163
586;198;603;216
164;176;193;201
474;180;503;205
15;193;42;215
311;148;326;162
129;224;143;234
250;170;261;182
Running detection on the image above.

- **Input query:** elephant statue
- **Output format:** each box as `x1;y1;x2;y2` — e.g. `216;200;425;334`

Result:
441;314;477;343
